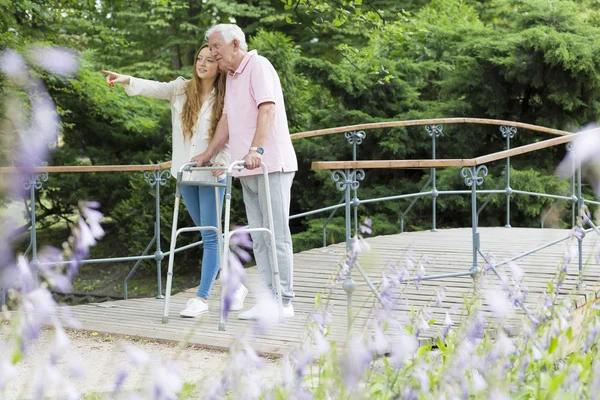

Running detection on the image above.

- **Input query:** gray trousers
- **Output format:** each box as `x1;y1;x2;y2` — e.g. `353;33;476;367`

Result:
239;171;295;305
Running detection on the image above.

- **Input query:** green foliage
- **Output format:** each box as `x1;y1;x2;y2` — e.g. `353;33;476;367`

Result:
3;0;600;280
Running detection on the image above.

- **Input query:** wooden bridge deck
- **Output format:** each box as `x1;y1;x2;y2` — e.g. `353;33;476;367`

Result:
66;227;600;355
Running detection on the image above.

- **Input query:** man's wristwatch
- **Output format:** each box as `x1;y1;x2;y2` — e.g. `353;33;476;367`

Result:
249;146;264;155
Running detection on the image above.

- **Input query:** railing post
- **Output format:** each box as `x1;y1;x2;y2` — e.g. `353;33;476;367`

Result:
576;162;585;288
567;143;576;228
461;165;488;276
25;173;47;284
143;169;171;299
331;168;364;332
345;131;366;236
1;173;47;306
426;125;442;232
500;126;516;228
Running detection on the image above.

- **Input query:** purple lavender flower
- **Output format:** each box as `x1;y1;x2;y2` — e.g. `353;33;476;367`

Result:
442;311;453;339
50;324;70;363
0;49;27;79
482;252;497;275
352;235;371;253
557;124;600;179
471;369;487;394
378;272;395;310
80;200;105;240
28;46;78;76
340;335;373;387
58;304;82;329
37;246;72;293
291;348;313;380
113;368;128;393
0;344;17;392
584;317;600;352
221;253;247;318
389;331;418;368
147;359;183;400
405;246;417;270
229;228;253;262
508;261;524;281
280;354;293;389
369;321;388;355
310;307;332;329
435;285;446;307
122;343;150;366
249;295;280;335
464;313;485;342
484;289;512;319
359;218;372;234
489;389;510;400
19;287;59;344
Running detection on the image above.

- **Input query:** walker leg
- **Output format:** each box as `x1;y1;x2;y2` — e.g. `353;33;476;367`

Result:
162;190;181;324
219;174;234;331
262;170;284;321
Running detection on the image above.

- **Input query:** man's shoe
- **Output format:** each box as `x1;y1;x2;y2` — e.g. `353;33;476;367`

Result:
282;303;294;319
230;284;248;311
238;302;294;320
238;304;261;320
180;298;208;318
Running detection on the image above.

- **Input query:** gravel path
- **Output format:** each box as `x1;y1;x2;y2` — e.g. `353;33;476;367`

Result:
1;327;284;399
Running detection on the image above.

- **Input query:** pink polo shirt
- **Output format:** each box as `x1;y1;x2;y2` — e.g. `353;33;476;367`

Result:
223;50;298;177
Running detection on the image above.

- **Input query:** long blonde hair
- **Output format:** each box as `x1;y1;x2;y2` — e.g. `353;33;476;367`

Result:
181;44;226;142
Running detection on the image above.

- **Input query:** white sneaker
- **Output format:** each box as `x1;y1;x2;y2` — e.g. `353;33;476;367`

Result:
282;303;294;319
230;284;248;311
238;303;294;320
180;298;208;318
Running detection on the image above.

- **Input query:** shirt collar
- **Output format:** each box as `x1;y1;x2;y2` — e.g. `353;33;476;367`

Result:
231;50;257;76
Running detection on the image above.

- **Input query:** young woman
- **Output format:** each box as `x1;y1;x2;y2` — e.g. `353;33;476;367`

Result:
102;44;248;318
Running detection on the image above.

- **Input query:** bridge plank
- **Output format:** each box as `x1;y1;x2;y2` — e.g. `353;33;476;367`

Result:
63;227;600;356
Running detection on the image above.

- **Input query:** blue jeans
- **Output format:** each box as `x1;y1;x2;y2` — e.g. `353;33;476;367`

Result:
180;179;225;299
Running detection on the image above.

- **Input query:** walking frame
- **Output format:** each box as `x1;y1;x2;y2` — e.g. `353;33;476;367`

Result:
161;160;285;331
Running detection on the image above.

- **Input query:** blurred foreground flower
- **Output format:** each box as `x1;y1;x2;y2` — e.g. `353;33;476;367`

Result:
557;124;600;197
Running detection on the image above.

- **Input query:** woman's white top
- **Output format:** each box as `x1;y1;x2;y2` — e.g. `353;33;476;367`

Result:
123;76;229;182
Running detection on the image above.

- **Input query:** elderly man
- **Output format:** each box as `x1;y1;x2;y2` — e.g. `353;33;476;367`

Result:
192;24;297;319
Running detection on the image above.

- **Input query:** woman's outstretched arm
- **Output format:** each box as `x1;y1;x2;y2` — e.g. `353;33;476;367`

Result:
101;70;183;100
102;70;130;86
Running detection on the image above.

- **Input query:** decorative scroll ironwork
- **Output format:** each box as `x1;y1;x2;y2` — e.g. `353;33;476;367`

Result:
461;166;488;187
500;125;517;139
566;142;573;152
23;173;48;190
344;131;366;145
425;124;443;137
143;170;171;186
331;169;365;191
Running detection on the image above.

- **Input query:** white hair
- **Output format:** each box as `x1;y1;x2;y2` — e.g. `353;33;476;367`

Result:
205;24;248;51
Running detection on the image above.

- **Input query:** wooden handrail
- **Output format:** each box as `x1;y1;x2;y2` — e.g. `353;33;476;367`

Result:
0;118;585;174
0;161;173;174
290;117;571;140
312;127;599;170
312;159;477;170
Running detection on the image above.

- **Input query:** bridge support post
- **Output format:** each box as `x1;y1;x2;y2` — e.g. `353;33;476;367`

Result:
141;170;171;299
345;131;366;236
2;173;48;307
461;166;488;277
426;125;443;232
500;126;516;228
331;168;365;331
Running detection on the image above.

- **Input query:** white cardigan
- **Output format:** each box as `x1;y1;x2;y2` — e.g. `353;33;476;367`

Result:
124;76;229;182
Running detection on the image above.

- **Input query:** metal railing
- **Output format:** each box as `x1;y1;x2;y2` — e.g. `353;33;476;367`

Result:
2;118;599;314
